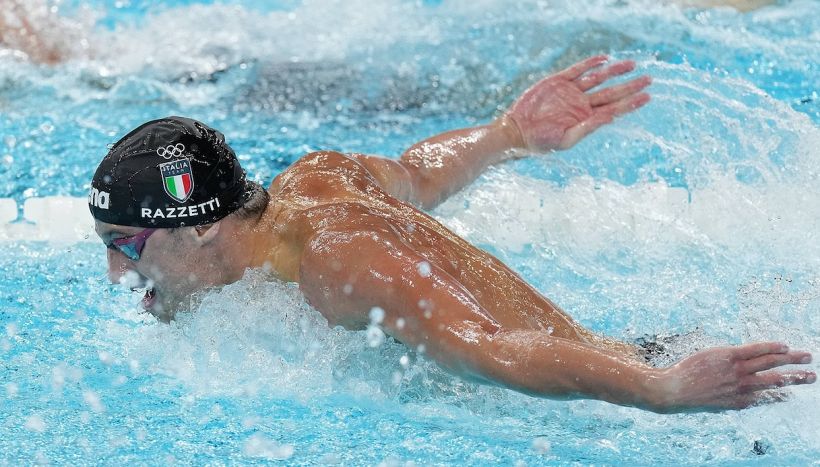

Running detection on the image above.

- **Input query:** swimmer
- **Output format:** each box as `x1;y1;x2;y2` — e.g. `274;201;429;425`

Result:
90;56;815;413
0;0;772;65
0;0;80;64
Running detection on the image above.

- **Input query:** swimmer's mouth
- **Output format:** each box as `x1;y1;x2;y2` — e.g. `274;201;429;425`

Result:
141;288;157;309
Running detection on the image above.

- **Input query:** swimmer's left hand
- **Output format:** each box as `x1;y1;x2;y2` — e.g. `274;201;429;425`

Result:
651;341;816;413
504;55;652;152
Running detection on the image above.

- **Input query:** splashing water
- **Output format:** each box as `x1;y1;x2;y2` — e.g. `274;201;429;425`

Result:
1;0;818;464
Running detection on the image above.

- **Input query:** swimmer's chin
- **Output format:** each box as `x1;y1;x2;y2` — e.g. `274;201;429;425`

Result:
141;302;175;324
140;289;177;323
140;288;212;324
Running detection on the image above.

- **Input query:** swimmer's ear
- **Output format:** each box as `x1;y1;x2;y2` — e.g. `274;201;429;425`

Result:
190;222;221;245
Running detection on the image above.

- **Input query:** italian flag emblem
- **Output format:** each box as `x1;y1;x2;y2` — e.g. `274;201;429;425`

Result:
159;158;194;203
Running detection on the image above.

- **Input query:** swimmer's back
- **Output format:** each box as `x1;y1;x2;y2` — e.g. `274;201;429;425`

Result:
266;151;593;338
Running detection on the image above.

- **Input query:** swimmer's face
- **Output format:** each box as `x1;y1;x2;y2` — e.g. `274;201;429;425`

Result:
94;221;222;322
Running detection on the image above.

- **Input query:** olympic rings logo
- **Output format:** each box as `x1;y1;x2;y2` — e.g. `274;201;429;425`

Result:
156;143;186;159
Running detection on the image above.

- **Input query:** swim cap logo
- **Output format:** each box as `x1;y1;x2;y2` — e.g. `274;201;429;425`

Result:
88;187;110;209
159;159;194;203
156;143;186;160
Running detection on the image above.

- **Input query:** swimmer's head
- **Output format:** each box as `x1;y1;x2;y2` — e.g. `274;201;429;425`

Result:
90;117;269;322
89;116;251;227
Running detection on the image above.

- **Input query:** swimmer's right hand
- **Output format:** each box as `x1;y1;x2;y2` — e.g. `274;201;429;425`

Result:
649;342;816;413
504;55;651;152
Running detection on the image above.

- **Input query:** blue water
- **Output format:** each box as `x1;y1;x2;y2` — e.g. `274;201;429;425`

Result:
1;0;819;464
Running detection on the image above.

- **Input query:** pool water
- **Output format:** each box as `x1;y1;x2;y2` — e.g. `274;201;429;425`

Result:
1;0;818;464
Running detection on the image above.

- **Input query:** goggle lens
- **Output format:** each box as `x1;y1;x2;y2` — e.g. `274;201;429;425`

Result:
107;228;157;261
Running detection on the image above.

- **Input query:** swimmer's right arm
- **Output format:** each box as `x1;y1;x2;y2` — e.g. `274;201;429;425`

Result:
298;229;816;413
350;55;651;209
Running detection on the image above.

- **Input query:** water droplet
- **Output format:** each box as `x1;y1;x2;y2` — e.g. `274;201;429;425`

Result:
366;325;385;347
532;437;551;454
24;415;46;433
82;390;106;413
119;270;142;289
416;261;432;277
369;306;385;324
242;434;294;460
98;351;114;366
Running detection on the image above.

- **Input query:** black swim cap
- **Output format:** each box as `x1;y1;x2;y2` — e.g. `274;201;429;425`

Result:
89;116;250;228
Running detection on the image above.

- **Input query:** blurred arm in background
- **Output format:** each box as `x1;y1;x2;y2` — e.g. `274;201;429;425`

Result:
671;0;775;11
0;0;83;64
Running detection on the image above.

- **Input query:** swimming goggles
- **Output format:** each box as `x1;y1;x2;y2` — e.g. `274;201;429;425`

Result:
106;228;157;261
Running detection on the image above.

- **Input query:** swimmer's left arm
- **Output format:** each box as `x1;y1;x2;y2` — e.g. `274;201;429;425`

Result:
297;229;651;405
298;229;816;412
351;55;651;209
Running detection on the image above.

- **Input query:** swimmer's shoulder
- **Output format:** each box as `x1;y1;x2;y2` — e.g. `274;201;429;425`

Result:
268;150;388;203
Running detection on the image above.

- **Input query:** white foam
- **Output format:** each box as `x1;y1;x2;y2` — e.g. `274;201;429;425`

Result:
99;270;456;403
3;0;813;86
0;199;16;225
0;196;94;243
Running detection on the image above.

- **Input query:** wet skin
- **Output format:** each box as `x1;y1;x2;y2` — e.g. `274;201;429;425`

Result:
98;56;815;412
270;150;638;357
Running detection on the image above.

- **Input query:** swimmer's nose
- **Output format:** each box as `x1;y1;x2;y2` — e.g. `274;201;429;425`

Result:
106;247;134;284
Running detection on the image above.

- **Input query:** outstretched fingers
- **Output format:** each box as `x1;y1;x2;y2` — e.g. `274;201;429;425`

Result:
575;60;637;91
733;341;790;360
588;76;652;107
556;55;609;80
740;350;812;374
717;390;789;410
740;370;817;393
732;342;815;390
594;91;651;120
559;92;650;149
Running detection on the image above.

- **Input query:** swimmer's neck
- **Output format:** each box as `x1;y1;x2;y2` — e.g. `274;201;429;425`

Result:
220;197;297;283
